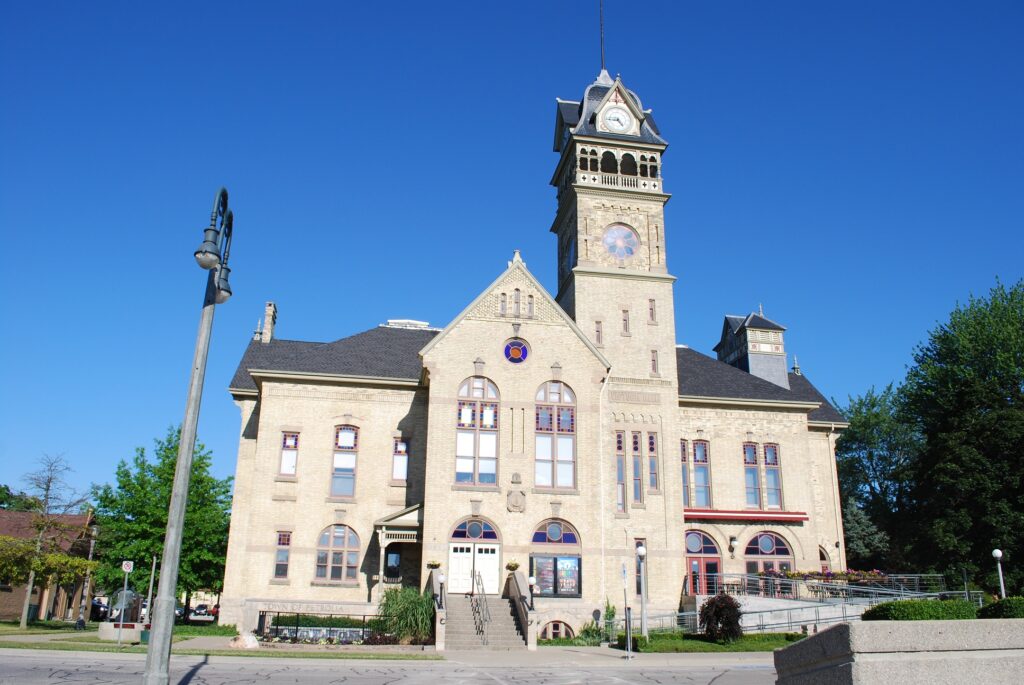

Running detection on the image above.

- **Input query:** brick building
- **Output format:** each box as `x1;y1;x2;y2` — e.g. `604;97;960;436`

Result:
220;70;847;636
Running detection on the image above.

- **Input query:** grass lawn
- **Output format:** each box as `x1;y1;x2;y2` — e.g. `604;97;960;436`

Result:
621;632;804;653
53;634;189;644
173;623;238;637
0;620;97;636
0;639;441;660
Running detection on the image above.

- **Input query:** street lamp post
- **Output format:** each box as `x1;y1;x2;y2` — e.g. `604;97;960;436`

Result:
993;549;1006;600
636;544;649;638
75;525;99;629
143;189;234;685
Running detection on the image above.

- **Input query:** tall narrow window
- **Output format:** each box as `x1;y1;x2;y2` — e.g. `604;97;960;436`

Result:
650;350;659;374
765;444;783;508
595;321;603;345
280;432;299;476
513;289;521;317
693;440;711;507
648;299;656;322
315;525;360;581
274;531;290;578
647;433;659;490
331;426;358;498
743;442;760;508
499;293;507;316
456;377;500;485
680;440;690;507
392;439;408;482
631;432;643;504
622;310;630;333
535;381;576;489
527;294;535;318
615;431;626;513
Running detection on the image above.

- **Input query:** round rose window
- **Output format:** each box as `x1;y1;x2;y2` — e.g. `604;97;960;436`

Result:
602;224;639;259
504;339;529;364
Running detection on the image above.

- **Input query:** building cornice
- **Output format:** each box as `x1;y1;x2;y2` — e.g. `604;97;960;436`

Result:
808;420;850;431
572;266;677;284
574;183;671;203
228;388;259;398
684;508;810;523
678;395;820;411
571;135;668;153
249;369;422;389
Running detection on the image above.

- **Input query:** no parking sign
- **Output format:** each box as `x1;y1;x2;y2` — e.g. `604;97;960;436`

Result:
122;560;134;573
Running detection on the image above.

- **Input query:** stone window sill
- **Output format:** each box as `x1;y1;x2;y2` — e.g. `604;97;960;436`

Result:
269;578;290;586
274;475;297;483
451;484;500;493
614;512;630;519
531;487;579;496
325;496;356;504
310;580;359;588
647;489;662;495
389;480;408;488
631;503;647;510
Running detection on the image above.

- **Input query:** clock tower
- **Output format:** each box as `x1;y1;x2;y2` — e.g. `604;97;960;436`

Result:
550;70;677;383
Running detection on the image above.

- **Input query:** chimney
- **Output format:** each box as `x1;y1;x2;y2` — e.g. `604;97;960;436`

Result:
261;302;277;343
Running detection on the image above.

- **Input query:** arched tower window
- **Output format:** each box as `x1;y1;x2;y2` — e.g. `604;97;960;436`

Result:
513;288;521;317
527;294;535;318
315;525;360;581
600;151;618;174
499;293;507;316
639;154;650;177
456;377;500;485
535;381;576;489
620;153;638;176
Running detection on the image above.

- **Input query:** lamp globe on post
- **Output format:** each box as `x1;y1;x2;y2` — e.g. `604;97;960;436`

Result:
528;576;537;611
636;544;649;638
992;549;1006;600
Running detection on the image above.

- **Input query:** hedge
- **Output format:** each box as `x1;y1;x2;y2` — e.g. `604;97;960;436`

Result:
977;597;1024;619
862;599;977;621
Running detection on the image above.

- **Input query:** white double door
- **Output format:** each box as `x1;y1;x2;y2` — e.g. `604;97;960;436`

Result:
448;542;501;594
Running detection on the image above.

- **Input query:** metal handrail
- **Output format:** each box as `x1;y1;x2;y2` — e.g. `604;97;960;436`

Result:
698;573;954;603
470;571;491;645
507;571;531;640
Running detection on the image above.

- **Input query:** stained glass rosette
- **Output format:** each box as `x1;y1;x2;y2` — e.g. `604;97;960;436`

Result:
602;225;639;259
504;339;529;364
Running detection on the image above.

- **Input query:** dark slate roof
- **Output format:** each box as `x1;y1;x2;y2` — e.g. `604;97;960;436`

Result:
558;100;581;127
787;372;847;423
745;314;786;331
566;74;668;146
676;347;845;422
229;326;439;392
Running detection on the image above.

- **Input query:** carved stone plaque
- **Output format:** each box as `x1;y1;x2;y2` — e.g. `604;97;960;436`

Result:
507;489;526;513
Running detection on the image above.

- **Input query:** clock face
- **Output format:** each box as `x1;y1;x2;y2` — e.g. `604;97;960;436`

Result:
602;224;639;259
603;106;632;133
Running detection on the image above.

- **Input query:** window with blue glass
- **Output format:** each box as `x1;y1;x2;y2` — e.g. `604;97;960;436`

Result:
504;339;529;364
451;519;499;540
529;519;581;597
455;377;499;484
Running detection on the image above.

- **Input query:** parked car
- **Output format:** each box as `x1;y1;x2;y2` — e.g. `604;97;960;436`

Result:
194;604;209;616
89;599;108;622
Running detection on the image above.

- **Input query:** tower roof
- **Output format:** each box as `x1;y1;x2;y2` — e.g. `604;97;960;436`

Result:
553;71;667;151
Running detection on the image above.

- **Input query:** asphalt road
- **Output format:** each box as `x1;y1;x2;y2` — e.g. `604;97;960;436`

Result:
0;648;777;684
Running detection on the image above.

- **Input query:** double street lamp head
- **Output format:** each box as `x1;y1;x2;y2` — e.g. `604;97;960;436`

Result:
194;227;222;269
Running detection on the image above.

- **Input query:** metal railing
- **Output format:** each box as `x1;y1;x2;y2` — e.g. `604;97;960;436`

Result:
470;571;491;645
696;573;959;605
256;611;395;644
507;571;531;641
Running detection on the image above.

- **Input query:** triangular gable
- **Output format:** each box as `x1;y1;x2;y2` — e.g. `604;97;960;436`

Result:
593;78;646;125
419;252;611;369
374;503;422;528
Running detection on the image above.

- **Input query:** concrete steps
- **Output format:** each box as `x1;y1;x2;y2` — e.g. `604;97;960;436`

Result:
445;594;525;650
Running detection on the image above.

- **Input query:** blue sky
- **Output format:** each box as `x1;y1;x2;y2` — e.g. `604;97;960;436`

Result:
1;1;1021;494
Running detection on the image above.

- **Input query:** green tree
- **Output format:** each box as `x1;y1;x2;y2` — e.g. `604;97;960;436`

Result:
841;499;890;569
13;455;90;628
901;280;1024;594
835;385;919;568
91;427;232;613
0;484;41;511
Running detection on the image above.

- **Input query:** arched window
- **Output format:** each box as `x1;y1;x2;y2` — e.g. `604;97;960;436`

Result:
819;547;832;573
620;153;638;176
600;150;618;174
579;149;588;170
685;530;722;595
764;444;783;508
639;154;650;177
513;288;521;317
540;621;574;640
649;155;658;178
451;518;499;540
530;519;581;597
535;381;576;489
456;377;499;485
685;530;719;555
315;525;360;581
744;532;794;573
499;293;507;316
527;294;535;318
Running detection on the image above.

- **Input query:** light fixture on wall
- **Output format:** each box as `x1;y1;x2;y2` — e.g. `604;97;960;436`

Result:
729;536;738;558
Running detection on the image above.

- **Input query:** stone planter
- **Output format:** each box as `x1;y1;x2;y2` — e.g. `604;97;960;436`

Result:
774;619;1024;684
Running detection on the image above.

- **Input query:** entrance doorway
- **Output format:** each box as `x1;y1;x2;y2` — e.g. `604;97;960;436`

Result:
684;530;722;595
447;518;502;594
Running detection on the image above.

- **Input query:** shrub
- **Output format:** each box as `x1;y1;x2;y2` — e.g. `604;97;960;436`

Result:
269;614;368;629
377;587;435;643
603;598;617;642
615;632;649;651
977;597;1024;619
699;594;743;642
862;599;977;621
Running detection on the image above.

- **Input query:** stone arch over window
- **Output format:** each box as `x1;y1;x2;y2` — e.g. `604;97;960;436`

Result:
535;381;576;489
540;621;574;640
315;524;360;581
685;530;719;556
531;518;581;545
600;150;618;174
744;531;795;573
620;153;638;176
456;377;500;485
449;516;501;541
819;546;832;572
